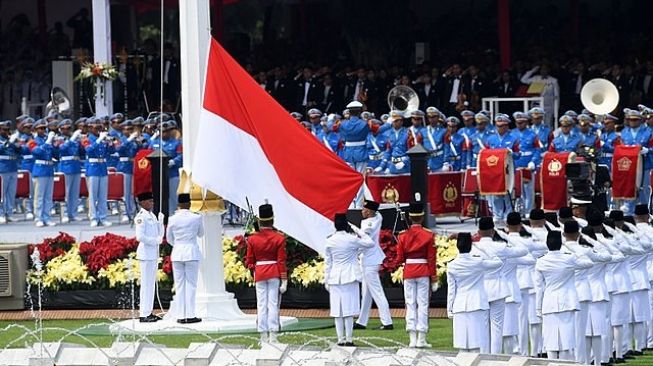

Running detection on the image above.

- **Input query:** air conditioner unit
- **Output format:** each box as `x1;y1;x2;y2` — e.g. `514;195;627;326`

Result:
0;244;28;310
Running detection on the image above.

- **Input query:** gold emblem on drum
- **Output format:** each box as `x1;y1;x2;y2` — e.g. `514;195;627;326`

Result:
381;183;399;203
486;155;499;167
443;182;458;203
138;158;150;170
547;158;562;176
617;157;632;172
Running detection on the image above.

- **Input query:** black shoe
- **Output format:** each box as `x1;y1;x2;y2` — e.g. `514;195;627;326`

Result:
336;342;345;347
185;317;202;324
177;318;188;324
139;316;157;323
145;314;160;322
615;358;626;364
152;314;162;320
601;363;612;366
632;350;643;356
624;355;635;360
353;323;366;330
538;353;547;358
344;342;355;347
377;324;394;330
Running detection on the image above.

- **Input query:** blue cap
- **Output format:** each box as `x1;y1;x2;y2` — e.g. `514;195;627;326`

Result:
512;112;529;120
290;112;303;119
58;119;73;128
75;117;87;126
132;117;145;126
110;113;124;121
475;112;490;123
22;117;35;126
15;114;30;122
33;119;47;129
494;114;510;125
564;110;578;118
577;114;593;124
307;108;322;117
0;120;12;128
528;107;544;116
604;114;618;122
624;108;643;120
119;119;133;128
460;110;474;118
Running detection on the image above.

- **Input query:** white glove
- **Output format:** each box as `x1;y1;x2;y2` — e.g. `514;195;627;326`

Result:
603;224;617;235
127;132;138;142
9;131;19;144
431;282;440;292
373;166;383;173
45;131;56;144
536;309;542;318
521;224;534;235
97;132;108;143
151;131;160;140
157;212;165;223
624;221;638;232
325;284;330;292
641;147;649;155
527;161;536;170
441;162;451;172
394;161;405;170
168;159;176;167
70;130;82;142
495;229;510;240
280;279;288;294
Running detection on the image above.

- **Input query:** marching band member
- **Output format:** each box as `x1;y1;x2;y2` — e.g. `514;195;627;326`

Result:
56;119;83;223
466;113;494;169
443;117;466;171
0;120;20;224
384;111;411;175
486;114;520;223
598;114;620;172
511;112;541;214
324;212;374;347
149;120;183;213
167;193;204;324
335;101;369;206
549;116;581;153
471;216;528;354
620;109;653;214
245;203;288;344
366;118;389;173
83;118;113;227
29;119;58;227
18;118;35;220
355;200;393;330
423;108;446;172
396;201;437;348
447;232;503;353
458;110;476;139
135;192;164;323
528;107;552;152
116;120;140;223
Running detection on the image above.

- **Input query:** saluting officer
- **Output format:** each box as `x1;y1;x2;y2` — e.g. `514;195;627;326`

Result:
29;120;58;227
0;121;20;224
167;193;204;324
335;101;370;207
56;119;83;223
82;118;114;227
245;203;288;344
396;201;437;348
149;120;183;213
116;120;140;223
135;192;165;323
18;118;35;220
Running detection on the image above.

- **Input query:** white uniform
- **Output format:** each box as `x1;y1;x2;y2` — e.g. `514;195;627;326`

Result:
520;67;560;126
166;209;204;320
135;207;164;318
626;225;653;352
447;252;502;352
356;212;392;327
527;226;549;356
534;250;593;360
470;237;528;354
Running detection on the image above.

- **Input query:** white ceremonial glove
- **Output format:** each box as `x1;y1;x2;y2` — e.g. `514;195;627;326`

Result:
168;159;175;167
45;131;56;144
157;212;165;223
127;132;138;142
394;161;405;170
97;132;108;143
373;166;383;173
9;131;19;144
431;282;440;292
280;279;288;294
325;284;330;292
527;161;536;170
447;311;454;319
495;229;510;241
624;221;638;232
441;162;451;172
536;309;542;318
603;224;617;236
151;131;160;140
641;147;650;155
521;224;534;235
70;129;82;142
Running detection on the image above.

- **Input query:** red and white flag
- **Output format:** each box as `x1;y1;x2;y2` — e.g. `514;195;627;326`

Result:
192;38;363;253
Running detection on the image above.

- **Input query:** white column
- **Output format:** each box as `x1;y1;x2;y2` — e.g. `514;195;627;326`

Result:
92;0;113;116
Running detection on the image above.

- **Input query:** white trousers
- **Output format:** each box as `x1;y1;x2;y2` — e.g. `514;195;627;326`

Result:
347;161;367;207
404;277;429;333
517;289;530;356
576;301;589;364
489;298;506;354
172;260;199;320
648;286;653;347
256;278;280;333
357;265;392;326
139;259;157;318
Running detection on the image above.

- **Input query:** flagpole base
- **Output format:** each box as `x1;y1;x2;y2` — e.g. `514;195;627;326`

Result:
165;292;246;321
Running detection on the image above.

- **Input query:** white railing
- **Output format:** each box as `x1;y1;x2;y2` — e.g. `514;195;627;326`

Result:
482;96;559;127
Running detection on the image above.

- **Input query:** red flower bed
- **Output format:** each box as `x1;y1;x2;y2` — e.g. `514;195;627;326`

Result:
28;232;76;264
162;255;173;275
79;233;139;274
379;229;400;274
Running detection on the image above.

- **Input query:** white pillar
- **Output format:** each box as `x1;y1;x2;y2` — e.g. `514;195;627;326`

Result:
92;0;113;116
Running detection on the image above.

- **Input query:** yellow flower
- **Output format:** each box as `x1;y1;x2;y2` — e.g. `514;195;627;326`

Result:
33;244;95;290
290;258;325;288
97;257;140;288
223;249;253;286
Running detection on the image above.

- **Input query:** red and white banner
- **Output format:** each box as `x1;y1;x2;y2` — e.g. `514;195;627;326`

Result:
133;149;154;197
477;148;513;195
192;38;363;254
539;152;574;211
611;145;642;200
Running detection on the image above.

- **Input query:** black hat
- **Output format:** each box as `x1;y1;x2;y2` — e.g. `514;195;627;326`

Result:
409;201;424;217
609;210;624;222
547;231;563;250
564;220;579;234
363;200;380;211
259;204;274;221
507;212;522;226
544;212;559;227
479;216;494;230
457;232;473;253
529;209;545;221
334;213;349;231
177;193;191;204
587;210;603;226
635;204;650;216
624;216;636;225
137;192;153;201
559;207;573;219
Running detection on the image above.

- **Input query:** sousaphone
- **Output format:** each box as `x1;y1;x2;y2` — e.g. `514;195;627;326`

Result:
387;85;419;118
580;78;619;115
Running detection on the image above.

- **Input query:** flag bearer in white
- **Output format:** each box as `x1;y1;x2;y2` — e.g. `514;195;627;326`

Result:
166;193;204;324
355;200;393;330
632;205;653;350
324;213;374;346
134;192;165;322
447;232;503;353
534;231;593;361
470;216;528;354
245;203;288;344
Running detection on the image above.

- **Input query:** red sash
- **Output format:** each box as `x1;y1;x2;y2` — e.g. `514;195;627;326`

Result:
477;148;513;195
539;152;574;210
611;145;642;200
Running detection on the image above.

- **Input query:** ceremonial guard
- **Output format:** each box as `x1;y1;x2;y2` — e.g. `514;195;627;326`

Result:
598;114;620;171
19;118;35;220
511;112;541;214
528;108;552;152
0;121;20;224
355;200;393;330
107;113;124;170
443;117;466;171
116;120;140;223
447;232;502;353
577;114;599;149
620;109;653;211
149;121;183;213
534;230;593;360
458;110;477;139
245;203;288;344
407;110;425;148
307;108;324;139
83;118;113;227
134;192;164;322
167;193;204;324
336;101;369;206
56;119;83;223
29;120;57;227
324;213;374;346
549;116;581;153
471;217;528;354
466;113;494;168
423;108;446;171
396;202;437;348
486;114;520;223
385;112;411;174
366;119;389;173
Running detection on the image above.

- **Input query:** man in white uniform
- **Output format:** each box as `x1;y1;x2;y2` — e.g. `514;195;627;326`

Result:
520;64;560;127
134;192;164;322
355;200;393;330
166;193;204;324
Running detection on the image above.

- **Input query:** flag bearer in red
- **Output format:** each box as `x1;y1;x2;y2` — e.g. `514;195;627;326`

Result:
245;203;288;344
396;202;437;348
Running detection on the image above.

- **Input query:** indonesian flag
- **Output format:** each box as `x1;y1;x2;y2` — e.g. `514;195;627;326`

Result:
192;38;363;254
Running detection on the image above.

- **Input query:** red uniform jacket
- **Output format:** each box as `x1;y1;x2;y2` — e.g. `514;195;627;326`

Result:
245;228;288;282
396;224;437;281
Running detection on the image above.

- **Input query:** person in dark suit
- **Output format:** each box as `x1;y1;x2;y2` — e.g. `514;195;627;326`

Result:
344;67;368;104
268;67;292;110
150;43;180;108
293;67;320;113
559;61;586;112
416;73;439;110
317;73;340;114
463;65;486;111
440;64;468;116
492;70;519;116
641;61;653;105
